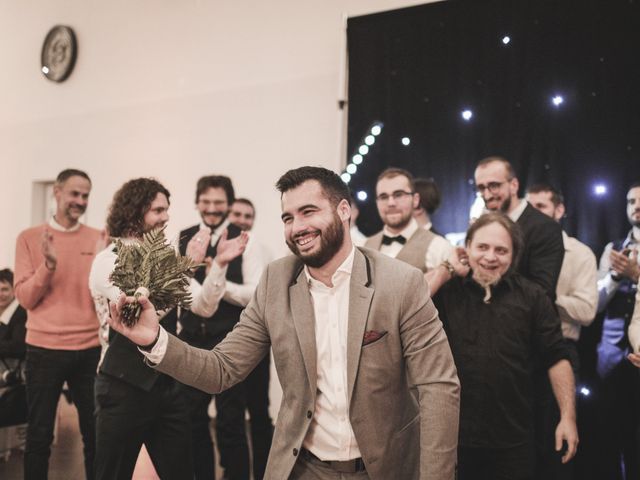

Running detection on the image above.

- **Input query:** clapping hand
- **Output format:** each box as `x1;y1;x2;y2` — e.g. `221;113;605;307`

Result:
41;229;57;270
610;247;639;282
186;228;212;264
214;230;249;268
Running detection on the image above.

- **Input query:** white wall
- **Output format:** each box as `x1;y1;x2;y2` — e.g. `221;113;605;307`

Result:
1;0;436;264
1;0;437;418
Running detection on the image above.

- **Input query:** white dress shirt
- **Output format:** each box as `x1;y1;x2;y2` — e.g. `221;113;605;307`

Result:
0;299;19;326
379;218;452;270
203;220;264;308
301;247;360;461
507;198;528;222
556;232;598;340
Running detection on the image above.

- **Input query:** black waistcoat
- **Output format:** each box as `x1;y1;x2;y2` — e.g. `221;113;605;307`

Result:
177;223;244;349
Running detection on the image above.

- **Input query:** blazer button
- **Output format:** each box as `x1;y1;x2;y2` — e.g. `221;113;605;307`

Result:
306;410;312;419
293;448;299;457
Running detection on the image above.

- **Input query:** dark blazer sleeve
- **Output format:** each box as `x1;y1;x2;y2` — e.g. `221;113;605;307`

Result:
0;305;27;359
518;206;564;300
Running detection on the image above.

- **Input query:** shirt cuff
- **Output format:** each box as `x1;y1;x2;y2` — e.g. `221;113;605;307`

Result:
138;327;169;364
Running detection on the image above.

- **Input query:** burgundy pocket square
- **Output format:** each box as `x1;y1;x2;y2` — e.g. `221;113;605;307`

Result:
362;330;388;346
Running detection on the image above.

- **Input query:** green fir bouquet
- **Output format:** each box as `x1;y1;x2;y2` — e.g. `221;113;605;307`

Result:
110;227;197;326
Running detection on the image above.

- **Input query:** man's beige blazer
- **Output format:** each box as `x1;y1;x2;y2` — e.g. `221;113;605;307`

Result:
156;247;460;479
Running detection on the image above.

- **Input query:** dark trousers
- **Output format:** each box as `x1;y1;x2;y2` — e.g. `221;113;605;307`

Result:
215;353;273;480
534;340;580;480
24;345;100;480
592;359;640;480
458;443;534;480
94;372;193;480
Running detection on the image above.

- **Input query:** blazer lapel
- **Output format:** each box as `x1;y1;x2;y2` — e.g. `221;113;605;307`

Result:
289;267;318;392
346;248;374;404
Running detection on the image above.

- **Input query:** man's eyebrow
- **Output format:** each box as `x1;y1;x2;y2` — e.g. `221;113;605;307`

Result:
281;204;319;220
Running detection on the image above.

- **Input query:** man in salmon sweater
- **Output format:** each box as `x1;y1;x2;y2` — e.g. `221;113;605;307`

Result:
14;168;102;480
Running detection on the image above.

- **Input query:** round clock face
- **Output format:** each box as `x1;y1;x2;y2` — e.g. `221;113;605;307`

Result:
41;25;77;82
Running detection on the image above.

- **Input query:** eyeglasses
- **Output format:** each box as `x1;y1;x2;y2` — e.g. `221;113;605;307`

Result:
375;190;415;203
475;181;507;194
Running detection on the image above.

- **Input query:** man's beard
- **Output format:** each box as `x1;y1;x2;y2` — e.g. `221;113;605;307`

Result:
286;213;344;269
65;204;86;218
629;211;640;228
383;209;412;230
499;196;511;213
203;211;227;229
471;268;502;288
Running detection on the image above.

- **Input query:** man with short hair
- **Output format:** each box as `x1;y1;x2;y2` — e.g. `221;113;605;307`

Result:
474;157;564;300
427;212;578;480
89;177;245;480
14;168;101;480
108;166;461;480
526;183;598;361
413;177;442;234
366;168;452;272
177;175;272;480
230;198;256;232
593;182;640;480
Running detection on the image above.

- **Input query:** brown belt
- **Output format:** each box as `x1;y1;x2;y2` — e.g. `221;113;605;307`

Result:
300;448;366;473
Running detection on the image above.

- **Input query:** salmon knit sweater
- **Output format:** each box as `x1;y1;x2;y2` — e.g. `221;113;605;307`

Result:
14;223;101;350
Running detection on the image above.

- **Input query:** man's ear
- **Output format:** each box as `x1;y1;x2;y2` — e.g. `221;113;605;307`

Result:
337;199;351;223
509;177;519;198
554;203;566;222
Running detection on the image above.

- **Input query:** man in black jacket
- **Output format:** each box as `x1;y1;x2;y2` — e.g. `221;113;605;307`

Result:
176;175;272;480
474;156;564;300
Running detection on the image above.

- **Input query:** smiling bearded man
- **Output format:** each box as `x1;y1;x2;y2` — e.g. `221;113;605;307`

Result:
106;165;461;480
426;212;578;480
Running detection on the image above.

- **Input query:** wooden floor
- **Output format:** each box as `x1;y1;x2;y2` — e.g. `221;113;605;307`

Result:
0;395;225;479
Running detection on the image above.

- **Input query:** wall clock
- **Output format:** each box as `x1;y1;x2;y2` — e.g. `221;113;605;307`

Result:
41;25;77;82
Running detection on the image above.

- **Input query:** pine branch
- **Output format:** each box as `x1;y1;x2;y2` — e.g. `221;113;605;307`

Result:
110;227;198;326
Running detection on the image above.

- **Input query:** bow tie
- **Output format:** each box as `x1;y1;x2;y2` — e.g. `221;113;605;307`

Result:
381;234;406;246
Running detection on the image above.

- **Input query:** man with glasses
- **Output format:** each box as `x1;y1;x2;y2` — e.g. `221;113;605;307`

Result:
474;157;564;300
365;168;452;272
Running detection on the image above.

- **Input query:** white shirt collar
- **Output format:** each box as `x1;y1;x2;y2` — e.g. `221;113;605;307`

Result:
423;221;433;231
304;246;356;288
0;299;19;326
49;216;81;232
199;219;230;245
382;217;418;239
508;199;528;222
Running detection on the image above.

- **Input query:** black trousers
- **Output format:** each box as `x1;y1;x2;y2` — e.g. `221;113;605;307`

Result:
24;345;100;480
592;359;640;480
199;353;273;480
458;443;534;480
94;372;193;480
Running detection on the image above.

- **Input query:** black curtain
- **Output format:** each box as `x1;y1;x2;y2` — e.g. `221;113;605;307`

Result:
347;0;640;256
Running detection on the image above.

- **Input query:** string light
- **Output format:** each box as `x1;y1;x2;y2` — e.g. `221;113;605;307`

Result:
341;122;384;186
462;109;473;121
401;137;411;146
